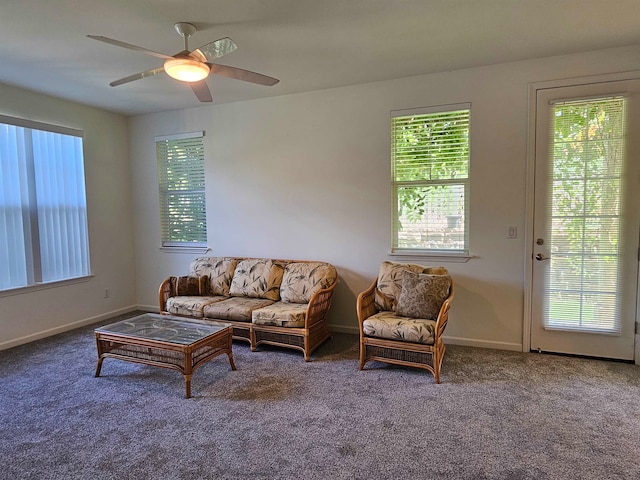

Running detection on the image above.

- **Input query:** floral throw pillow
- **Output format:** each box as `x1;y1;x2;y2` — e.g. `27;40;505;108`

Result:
374;261;449;311
396;271;452;320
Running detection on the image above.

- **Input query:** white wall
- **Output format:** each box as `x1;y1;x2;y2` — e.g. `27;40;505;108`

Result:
0;84;136;350
126;44;640;352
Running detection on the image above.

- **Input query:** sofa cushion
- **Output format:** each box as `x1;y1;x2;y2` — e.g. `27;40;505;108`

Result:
203;297;275;322
396;271;452;320
229;258;285;300
166;296;228;318
362;310;437;345
190;257;238;296
280;262;337;304
252;302;308;328
169;275;202;296
374;261;449;311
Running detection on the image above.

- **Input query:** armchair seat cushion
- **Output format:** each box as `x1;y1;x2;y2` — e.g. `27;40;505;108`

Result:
204;297;275;322
362;311;437;345
252;302;308;328
166;296;228;317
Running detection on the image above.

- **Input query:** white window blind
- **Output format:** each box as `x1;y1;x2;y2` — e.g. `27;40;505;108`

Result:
391;104;470;253
156;132;207;247
0;117;90;291
545;96;625;333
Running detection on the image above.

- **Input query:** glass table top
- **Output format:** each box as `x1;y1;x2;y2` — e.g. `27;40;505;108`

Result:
95;313;230;345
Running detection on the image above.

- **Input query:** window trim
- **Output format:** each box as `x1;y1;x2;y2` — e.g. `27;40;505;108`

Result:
0;115;91;291
155;131;208;250
390;103;471;255
0;274;94;298
0;114;82;138
387;251;474;263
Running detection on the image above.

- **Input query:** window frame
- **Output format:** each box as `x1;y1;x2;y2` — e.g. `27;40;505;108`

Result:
390;103;471;258
155;131;208;251
0;114;92;293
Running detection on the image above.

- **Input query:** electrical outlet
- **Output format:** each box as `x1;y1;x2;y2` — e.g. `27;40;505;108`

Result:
104;288;110;299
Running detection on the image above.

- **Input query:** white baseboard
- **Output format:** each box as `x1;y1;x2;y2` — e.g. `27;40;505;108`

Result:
0;305;138;352
329;324;359;335
2;308;523;354
328;324;523;352
442;336;523;351
137;304;160;313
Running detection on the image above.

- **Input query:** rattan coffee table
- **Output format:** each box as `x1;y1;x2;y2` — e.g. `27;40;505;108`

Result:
94;313;236;398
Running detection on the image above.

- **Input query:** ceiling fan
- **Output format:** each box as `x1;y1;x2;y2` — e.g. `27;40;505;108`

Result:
88;22;279;102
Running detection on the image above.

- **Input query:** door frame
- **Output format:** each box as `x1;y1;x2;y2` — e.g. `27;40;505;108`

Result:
523;70;640;360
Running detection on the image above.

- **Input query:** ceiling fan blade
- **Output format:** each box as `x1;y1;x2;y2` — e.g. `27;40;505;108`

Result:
110;67;165;87
190;81;213;103
87;35;172;59
208;63;279;86
191;37;237;62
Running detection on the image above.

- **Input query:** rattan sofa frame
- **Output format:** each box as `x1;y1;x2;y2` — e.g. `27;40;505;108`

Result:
356;277;454;383
158;258;337;361
251;281;335;361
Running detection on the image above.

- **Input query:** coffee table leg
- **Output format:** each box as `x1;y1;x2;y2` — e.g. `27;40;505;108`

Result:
228;352;237;371
95;358;103;377
185;374;192;398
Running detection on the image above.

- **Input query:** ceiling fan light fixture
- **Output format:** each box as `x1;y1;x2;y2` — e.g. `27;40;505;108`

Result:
163;57;209;82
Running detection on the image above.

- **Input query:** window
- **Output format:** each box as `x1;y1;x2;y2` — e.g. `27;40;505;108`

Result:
156;131;207;248
391;104;470;254
0;115;90;291
545;96;625;333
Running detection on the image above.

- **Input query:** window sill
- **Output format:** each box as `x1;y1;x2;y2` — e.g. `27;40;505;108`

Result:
388;251;474;263
0;274;94;298
159;246;212;255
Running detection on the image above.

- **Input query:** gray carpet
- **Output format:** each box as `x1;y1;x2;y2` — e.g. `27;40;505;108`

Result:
1;311;640;480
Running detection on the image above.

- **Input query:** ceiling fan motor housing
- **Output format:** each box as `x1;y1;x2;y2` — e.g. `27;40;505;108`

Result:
175;22;197;39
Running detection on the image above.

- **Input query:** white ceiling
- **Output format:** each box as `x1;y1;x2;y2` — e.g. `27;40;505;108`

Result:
1;0;640;116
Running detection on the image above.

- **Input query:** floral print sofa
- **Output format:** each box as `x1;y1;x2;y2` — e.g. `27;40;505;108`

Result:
159;257;338;361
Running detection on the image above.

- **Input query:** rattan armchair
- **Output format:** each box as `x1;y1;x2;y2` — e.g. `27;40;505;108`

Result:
357;272;454;383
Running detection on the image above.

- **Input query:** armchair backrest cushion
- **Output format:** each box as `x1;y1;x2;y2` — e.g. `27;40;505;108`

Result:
229;258;285;301
374;261;448;311
190;257;239;296
396;270;452;319
280;262;337;304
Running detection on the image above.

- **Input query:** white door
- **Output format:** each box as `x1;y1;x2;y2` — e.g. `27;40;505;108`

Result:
531;79;640;360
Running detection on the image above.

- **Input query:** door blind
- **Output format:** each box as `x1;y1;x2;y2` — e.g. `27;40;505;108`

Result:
545;96;626;333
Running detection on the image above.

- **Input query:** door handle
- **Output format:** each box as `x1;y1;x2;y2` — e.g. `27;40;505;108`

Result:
535;253;548;261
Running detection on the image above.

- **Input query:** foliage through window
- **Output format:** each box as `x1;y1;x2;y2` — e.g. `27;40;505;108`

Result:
0;116;90;291
156;132;207;247
545;96;625;332
391;104;470;253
